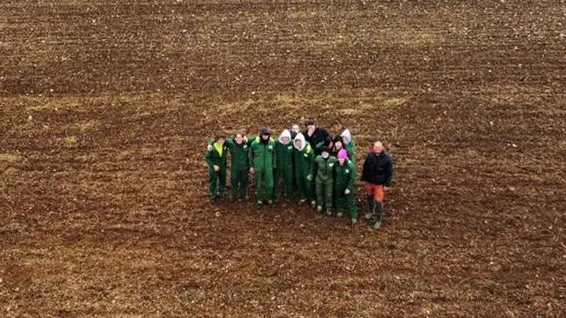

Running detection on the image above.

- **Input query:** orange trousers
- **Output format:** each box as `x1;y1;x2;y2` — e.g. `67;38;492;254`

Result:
366;183;385;202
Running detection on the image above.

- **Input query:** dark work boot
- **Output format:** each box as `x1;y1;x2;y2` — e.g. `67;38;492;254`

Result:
373;200;383;229
364;195;375;220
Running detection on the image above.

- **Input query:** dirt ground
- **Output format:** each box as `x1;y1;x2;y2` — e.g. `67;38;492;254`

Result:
1;0;565;317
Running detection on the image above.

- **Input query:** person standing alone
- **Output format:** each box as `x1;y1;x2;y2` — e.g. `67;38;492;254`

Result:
361;141;393;229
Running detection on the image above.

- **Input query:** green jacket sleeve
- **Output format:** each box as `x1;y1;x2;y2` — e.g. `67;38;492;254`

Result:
313;155;320;178
274;141;281;169
248;142;254;168
205;150;214;167
225;138;234;149
307;146;315;178
347;161;356;191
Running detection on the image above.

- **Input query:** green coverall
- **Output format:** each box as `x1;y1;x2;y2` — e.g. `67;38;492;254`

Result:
205;142;227;200
225;138;250;200
335;159;358;220
345;139;357;164
275;141;294;199
293;144;314;202
314;155;337;211
249;138;276;202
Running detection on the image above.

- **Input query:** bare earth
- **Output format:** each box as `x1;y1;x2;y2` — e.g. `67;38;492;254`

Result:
1;1;565;317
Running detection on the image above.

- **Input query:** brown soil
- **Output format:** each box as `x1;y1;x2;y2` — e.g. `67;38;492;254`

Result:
1;1;565;317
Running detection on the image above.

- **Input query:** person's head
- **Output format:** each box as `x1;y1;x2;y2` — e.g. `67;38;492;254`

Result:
280;129;291;145
333;136;343;150
372;141;384;154
337;149;348;165
234;133;243;144
291;124;300;134
215;135;226;145
321;146;330;159
341;129;351;144
294;133;306;151
306;119;316;133
260;127;270;140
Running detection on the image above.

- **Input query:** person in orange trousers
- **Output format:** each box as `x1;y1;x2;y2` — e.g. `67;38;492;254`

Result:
360;141;393;229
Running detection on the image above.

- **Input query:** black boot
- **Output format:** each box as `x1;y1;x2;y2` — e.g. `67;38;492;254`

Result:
373;200;383;229
364;195;375;220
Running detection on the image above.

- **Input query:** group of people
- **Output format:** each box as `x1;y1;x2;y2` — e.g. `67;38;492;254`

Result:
205;120;393;229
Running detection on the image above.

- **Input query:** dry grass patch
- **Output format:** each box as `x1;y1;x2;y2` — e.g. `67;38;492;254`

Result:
68;120;99;133
0;153;21;172
64;136;78;145
29;98;83;112
382;97;407;108
0;153;21;163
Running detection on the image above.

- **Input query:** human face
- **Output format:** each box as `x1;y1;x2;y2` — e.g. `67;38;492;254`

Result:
261;134;269;140
294;139;302;148
342;136;350;143
291;124;300;133
373;142;383;154
281;136;290;144
321;152;329;159
217;138;226;146
307;124;315;133
338;158;345;165
234;134;243;144
335;141;342;149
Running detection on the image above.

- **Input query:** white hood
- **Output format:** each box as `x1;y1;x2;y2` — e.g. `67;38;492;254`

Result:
341;129;352;143
293;132;307;151
279;129;292;144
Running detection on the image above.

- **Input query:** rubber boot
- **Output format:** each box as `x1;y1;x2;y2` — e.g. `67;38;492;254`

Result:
373;200;383;229
364;195;375;220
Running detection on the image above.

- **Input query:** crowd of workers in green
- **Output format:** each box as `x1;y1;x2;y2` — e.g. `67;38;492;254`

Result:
205;120;393;229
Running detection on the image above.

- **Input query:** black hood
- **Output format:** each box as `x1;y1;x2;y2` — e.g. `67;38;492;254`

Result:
260;127;271;144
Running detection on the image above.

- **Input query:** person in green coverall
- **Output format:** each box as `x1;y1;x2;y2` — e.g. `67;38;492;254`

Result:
340;128;356;164
335;149;358;224
314;146;337;215
292;132;315;206
274;129;294;201
205;136;227;202
226;133;250;202
249;127;276;205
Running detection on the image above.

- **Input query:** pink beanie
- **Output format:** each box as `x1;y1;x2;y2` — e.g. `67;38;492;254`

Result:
337;149;348;160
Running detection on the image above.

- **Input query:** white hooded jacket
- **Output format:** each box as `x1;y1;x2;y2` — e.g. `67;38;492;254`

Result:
341;129;352;144
293;132;307;151
279;129;292;145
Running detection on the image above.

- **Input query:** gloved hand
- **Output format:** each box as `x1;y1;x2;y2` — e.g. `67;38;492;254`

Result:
306;174;312;181
345;188;351;195
207;144;213;151
213;165;220;172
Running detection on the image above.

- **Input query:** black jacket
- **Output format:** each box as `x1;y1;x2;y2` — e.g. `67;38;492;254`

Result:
303;127;332;154
361;151;393;186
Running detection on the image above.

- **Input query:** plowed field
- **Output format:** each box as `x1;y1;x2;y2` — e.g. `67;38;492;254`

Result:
1;1;565;317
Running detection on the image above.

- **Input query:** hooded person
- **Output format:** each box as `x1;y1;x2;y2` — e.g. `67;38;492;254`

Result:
292;132;315;205
334;149;358;223
314;146;338;215
225;133;250;201
205;135;228;202
274;129;294;201
249;127;276;205
340;129;356;164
